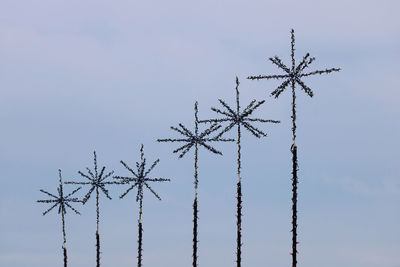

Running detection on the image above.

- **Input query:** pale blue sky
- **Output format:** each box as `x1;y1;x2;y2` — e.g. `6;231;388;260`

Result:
0;1;399;267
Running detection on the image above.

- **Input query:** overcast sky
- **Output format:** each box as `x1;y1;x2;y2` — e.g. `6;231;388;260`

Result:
1;1;399;267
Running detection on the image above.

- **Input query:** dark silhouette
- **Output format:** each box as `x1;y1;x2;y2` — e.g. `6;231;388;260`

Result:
114;144;171;267
37;169;81;267
248;29;340;267
198;77;279;267
65;151;121;267
158;102;234;267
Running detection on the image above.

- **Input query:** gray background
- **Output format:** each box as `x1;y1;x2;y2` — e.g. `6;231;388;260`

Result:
0;0;399;266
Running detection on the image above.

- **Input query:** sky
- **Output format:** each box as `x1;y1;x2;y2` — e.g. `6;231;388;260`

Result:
0;0;399;267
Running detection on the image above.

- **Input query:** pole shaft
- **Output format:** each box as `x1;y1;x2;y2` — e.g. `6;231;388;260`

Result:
236;123;242;267
291;79;298;267
138;198;143;267
62;211;67;267
96;231;100;267
138;221;143;267
96;188;100;267
63;247;67;267
193;143;199;267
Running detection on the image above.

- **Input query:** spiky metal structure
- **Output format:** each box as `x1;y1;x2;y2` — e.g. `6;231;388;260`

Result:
157;102;234;267
114;144;171;267
198;77;280;267
248;29;340;267
37;169;81;267
65;151;121;267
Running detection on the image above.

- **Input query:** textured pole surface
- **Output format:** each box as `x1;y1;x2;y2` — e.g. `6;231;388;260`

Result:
60;172;68;267
138;222;143;267
193;142;199;267
290;51;298;263
290;30;299;267
138;197;143;267
290;34;298;266
63;247;67;267
96;188;100;267
236;181;242;266
291;144;298;267
96;231;100;267
62;211;67;267
193;197;198;267
236;123;242;267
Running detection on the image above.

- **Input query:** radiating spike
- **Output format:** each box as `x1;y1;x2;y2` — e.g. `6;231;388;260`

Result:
144;182;162;200
42;202;59;215
178;143;194;158
247;74;290;80
39;189;58;199
295;78;314;97
120;160;138;177
271;79;291;98
98;185;112;200
65;202;81;215
218;99;236;116
144;159;159;177
270;56;291;73
300;67;341;77
65;187;81;199
198;142;222;155
120;183;139;199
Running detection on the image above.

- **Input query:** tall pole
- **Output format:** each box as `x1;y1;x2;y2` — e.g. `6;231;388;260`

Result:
193;142;199;267
38;169;81;267
193;103;200;267
64;152;117;267
236;123;242;267
138;197;143;267
247;28;340;267
96;187;100;267
235;76;242;267
290;29;299;266
59;170;68;267
196;77;277;266
291;82;299;267
61;210;67;267
157;101;232;267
